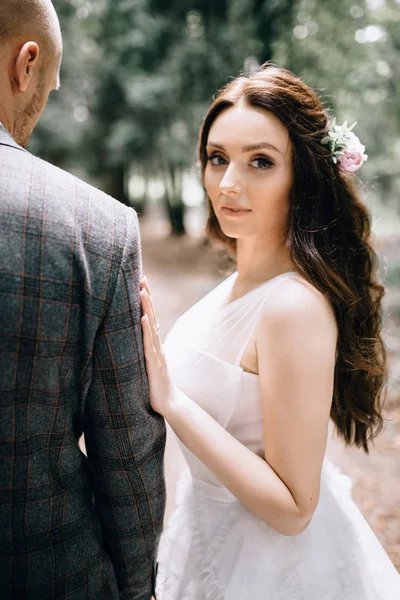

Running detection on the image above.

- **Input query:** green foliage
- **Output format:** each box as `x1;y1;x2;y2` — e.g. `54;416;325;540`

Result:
30;0;400;228
273;0;400;214
386;258;400;287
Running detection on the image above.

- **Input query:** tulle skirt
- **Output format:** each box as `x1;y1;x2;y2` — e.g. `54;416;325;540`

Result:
156;460;400;600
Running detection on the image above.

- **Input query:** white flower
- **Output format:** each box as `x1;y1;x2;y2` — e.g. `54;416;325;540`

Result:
321;119;368;173
345;132;368;161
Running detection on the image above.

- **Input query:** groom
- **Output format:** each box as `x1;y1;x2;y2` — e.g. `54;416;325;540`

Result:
0;1;166;598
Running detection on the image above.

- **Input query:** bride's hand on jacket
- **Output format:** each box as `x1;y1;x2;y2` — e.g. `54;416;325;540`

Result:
140;277;175;416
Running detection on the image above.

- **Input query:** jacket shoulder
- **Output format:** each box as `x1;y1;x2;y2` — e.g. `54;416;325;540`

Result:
0;146;139;257
41;155;137;228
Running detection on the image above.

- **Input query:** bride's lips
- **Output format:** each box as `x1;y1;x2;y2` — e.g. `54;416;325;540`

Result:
221;205;252;217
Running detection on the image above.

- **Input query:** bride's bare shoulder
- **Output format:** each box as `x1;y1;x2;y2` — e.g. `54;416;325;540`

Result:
259;274;337;337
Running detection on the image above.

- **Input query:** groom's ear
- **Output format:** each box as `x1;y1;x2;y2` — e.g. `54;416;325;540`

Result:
13;41;40;93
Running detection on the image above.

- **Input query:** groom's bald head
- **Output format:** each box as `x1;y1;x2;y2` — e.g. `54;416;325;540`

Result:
0;0;61;49
0;0;62;145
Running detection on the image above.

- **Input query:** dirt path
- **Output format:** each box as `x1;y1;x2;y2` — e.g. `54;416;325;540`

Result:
141;223;400;571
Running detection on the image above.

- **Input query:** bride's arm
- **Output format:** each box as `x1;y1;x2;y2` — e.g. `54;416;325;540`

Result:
140;278;337;536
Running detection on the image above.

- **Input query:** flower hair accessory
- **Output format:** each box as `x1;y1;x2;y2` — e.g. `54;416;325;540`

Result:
321;118;368;174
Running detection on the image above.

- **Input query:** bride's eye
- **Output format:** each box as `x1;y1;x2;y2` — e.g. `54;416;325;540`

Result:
207;153;228;167
250;156;274;170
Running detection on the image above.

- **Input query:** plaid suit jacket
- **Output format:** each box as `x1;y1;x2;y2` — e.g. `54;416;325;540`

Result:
0;125;166;599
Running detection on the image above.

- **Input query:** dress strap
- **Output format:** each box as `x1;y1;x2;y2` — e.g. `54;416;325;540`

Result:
233;272;298;368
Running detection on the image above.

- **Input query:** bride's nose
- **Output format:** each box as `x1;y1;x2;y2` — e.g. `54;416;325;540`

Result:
219;164;242;195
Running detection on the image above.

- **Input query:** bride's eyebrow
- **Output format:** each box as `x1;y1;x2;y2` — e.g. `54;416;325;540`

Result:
206;142;225;150
242;142;283;155
206;141;283;155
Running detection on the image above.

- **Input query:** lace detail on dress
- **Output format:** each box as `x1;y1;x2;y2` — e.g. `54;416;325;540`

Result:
155;469;192;597
321;459;353;497
183;495;239;600
157;471;240;600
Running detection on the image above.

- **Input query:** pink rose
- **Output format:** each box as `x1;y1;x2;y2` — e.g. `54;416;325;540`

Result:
337;132;368;174
338;150;364;174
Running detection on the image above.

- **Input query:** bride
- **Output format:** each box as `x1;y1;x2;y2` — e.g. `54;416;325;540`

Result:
140;64;400;598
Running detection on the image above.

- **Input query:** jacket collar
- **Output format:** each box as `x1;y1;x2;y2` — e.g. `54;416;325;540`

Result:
0;123;26;152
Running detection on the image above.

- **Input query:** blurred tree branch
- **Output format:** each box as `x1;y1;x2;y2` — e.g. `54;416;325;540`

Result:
30;0;400;229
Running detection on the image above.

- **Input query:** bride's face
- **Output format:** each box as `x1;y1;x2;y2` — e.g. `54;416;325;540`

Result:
204;100;293;242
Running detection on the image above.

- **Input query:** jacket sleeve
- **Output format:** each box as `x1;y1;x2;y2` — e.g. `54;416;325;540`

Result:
84;208;166;600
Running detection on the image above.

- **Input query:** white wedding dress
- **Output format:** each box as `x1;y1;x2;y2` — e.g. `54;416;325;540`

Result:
155;272;400;600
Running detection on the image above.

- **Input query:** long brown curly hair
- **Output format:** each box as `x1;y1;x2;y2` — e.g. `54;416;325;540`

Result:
198;64;386;453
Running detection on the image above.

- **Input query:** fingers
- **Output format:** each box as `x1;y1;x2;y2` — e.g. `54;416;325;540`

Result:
140;277;158;331
140;287;155;329
140;287;163;357
141;314;156;373
141;314;153;352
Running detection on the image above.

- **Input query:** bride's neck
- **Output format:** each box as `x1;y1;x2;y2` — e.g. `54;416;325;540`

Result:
235;236;295;284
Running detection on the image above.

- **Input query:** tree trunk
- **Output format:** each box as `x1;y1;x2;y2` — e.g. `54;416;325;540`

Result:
102;163;130;207
166;201;186;236
164;167;186;236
